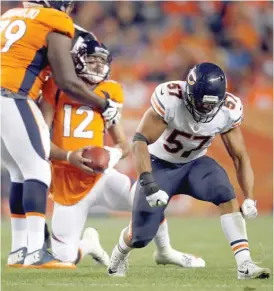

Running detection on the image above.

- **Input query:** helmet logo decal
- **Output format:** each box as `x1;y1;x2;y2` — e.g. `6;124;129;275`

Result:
187;68;197;85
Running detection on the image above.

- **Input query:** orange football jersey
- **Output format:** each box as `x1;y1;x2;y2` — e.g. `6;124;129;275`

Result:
42;78;124;205
1;7;74;100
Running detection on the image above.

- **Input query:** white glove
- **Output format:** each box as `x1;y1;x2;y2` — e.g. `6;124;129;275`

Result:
102;99;122;128
104;146;122;172
241;199;258;219
146;190;169;207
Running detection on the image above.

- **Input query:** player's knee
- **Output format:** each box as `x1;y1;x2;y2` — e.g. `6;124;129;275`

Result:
23;160;51;188
212;184;235;206
132;234;154;249
52;239;78;263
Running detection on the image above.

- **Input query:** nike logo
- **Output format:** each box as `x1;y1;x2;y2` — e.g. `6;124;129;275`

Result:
238;269;249;275
24;250;41;265
8;249;26;265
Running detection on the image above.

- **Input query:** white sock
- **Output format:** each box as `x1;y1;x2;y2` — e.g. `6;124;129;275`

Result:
118;227;132;255
153;219;172;253
10;217;27;251
26;215;45;253
220;212;251;266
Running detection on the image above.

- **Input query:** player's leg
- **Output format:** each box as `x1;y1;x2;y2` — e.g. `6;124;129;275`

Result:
108;178;166;276
187;156;270;279
1;140;27;267
1;98;70;268
78;180;110;266
51;198;89;264
101;168;197;266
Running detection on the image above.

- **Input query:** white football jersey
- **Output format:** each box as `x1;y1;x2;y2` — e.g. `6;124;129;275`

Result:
148;81;243;164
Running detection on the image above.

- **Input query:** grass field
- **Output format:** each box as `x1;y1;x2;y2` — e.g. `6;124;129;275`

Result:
1;216;273;291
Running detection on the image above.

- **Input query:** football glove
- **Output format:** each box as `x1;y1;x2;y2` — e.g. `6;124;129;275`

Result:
139;172;169;207
241;199;258;219
102;99;122;128
104;146;123;172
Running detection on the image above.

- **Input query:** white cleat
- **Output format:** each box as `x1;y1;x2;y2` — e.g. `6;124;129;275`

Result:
108;245;129;277
154;249;206;268
82;228;110;267
237;260;271;280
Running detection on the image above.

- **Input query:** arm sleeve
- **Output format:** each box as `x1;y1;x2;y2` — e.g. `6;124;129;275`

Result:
221;93;244;133
150;84;166;119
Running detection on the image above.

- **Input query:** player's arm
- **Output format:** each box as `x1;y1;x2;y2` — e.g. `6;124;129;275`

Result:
107;123;129;159
47;33;119;123
132;108;169;207
132;108;167;177
221;127;254;200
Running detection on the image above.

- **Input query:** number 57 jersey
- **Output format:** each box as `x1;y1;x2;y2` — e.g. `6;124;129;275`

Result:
149;81;243;164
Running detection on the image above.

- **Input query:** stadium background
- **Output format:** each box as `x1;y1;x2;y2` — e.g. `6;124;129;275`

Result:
1;1;273;218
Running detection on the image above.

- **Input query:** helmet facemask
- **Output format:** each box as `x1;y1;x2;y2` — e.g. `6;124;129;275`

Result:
72;41;111;85
185;85;225;123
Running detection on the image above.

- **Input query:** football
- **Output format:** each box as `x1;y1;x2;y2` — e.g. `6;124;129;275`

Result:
82;146;110;173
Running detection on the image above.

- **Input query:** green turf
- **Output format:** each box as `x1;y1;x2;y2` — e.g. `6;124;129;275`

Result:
1;216;273;291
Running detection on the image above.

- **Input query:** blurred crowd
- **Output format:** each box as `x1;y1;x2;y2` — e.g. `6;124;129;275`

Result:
1;1;273;210
2;1;273;110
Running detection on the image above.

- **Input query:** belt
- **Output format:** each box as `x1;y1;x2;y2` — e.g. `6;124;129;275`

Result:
0;88;30;100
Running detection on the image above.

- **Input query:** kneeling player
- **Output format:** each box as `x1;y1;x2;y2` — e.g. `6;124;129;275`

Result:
108;63;271;279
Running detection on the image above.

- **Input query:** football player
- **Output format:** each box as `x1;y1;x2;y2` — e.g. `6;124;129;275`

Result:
108;63;271;279
1;0;121;269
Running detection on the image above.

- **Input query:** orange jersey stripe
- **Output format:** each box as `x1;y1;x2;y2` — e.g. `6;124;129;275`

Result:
151;96;165;117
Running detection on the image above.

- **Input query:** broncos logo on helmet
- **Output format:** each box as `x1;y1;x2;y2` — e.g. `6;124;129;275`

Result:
25;1;73;12
185;62;227;123
72;37;112;85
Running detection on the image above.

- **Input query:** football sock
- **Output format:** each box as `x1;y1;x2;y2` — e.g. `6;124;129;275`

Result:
153;218;172;252
9;182;27;251
220;212;251;266
118;227;132;254
23;180;47;253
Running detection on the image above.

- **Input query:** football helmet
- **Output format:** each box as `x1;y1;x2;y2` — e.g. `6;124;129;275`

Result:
27;1;73;12
72;37;112;84
185;62;227;123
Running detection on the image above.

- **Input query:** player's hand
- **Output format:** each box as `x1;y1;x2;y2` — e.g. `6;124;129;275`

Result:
103;146;123;173
241;199;258;219
139;172;169;207
67;147;94;174
102;99;122;128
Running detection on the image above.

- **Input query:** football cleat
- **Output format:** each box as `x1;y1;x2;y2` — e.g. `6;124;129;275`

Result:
108;245;129;277
82;228;110;266
237;260;271;279
23;249;76;269
154;249;206;268
7;247;27;268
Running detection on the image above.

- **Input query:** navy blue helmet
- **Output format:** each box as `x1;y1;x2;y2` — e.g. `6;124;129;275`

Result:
27;1;73;12
185;62;227;123
72;37;112;84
